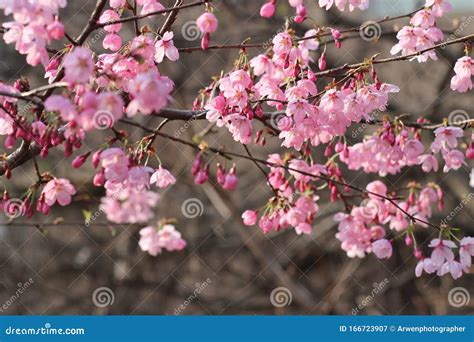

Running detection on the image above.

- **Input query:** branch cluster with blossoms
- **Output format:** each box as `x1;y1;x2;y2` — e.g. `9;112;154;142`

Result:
0;0;473;278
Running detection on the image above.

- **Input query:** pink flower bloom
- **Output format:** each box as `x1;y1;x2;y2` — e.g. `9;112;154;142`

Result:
100;147;129;182
419;154;439;172
140;0;165;16
460;237;474;268
150;166;176;188
44;95;77;121
63;47;94;84
426;0;452;17
139;226;163;256
196;12;218;33
439;260;463;279
110;0;126;8
42;178;76;206
242;210;257;226
451;75;473;93
410;9;435;28
154;31;179;63
139;224;187;256
415;258;437;277
442;149;466;172
226;114;252;144
103;33;122;51
99;9;122;33
433;126;464;150
453;56;474;78
47;20;65;40
372;239;392;259
158;224;187;251
126;70;174;116
366;180;387;199
428;238;456;267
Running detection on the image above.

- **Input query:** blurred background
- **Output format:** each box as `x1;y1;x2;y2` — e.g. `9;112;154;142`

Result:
0;0;473;315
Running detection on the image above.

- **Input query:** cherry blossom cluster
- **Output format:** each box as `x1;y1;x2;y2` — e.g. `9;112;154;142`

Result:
416;237;474;279
1;0;66;66
390;0;451;62
242;153;327;235
139;222;187;256
340;123;467;176
450;56;474;93
335;181;441;257
0;0;473;276
260;0;369;20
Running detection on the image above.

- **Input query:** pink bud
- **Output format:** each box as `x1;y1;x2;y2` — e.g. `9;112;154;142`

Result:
223;172;237;191
216;164;225;185
318;52;326;70
331;28;341;40
260;2;275;18
414;249;422;259
201;33;210;50
405;234;413;246
191;155;202;176
466;144;474;159
47;20;65;40
5;135;15;149
242;210;258;226
46;57;60;72
92;150;101;168
194;168;209;185
72;152;90;168
93;169;105;186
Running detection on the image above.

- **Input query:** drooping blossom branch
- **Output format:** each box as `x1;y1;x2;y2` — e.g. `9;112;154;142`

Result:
0;0;473;280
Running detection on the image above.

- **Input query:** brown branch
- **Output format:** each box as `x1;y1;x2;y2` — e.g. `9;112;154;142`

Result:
119;117;443;231
75;0;108;45
0;141;41;176
95;0;208;29
159;0;183;36
313;33;474;77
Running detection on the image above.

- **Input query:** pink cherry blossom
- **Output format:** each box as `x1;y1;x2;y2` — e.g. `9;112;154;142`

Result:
372;239;392;259
63;47;95;83
154;31;179;63
42;178;76;207
150;166;176;188
196;12;218;33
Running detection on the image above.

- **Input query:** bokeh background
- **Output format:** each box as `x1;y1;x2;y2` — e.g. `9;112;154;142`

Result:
0;0;473;314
